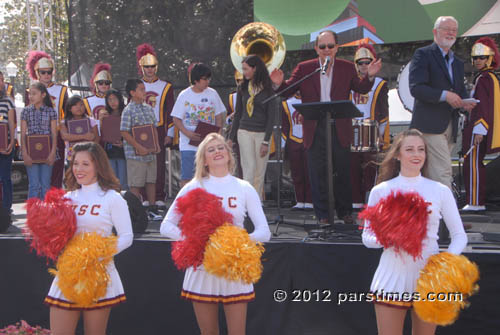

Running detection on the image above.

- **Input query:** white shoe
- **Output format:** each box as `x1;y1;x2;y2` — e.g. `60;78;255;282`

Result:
147;210;163;221
142;201;150;207
155;200;167;207
304;203;313;209
461;204;486;211
352;203;364;209
292;202;304;210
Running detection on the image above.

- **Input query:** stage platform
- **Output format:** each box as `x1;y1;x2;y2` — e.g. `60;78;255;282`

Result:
2;202;500;334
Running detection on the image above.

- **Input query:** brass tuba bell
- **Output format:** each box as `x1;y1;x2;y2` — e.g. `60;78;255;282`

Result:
230;22;286;74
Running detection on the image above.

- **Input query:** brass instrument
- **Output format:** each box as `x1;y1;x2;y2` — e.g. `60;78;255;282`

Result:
230;22;286;73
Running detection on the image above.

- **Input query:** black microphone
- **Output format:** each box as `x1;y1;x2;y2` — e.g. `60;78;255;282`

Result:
321;56;331;75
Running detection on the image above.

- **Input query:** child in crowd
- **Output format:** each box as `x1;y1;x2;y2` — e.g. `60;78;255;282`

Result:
60;95;99;162
120;79;159;216
20;82;58;199
99;89;128;190
171;63;225;187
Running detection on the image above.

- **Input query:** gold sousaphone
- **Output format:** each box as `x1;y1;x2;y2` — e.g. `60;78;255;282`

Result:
230;22;286;74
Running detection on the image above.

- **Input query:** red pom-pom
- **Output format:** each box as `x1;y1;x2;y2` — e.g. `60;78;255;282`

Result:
24;188;77;262
171;188;233;270
359;191;430;259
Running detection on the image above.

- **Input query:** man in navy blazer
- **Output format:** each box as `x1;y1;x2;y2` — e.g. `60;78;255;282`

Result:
409;16;476;189
271;30;381;224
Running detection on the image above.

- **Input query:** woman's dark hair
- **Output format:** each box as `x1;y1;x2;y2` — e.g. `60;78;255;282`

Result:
240;54;272;92
376;129;429;184
64;95;86;124
125;79;144;99
65;141;120;192
30;81;53;108
190;63;211;85
105;89;125;115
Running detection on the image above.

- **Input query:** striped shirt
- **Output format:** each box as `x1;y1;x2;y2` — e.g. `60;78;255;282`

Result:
0;96;15;141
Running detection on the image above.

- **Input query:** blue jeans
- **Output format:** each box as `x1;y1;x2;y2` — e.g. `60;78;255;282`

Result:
0;151;14;210
180;150;196;181
26;163;53;199
109;158;128;190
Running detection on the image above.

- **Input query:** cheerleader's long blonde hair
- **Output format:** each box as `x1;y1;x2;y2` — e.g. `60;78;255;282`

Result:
194;133;236;181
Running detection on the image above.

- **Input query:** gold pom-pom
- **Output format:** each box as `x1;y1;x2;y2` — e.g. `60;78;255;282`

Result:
49;232;117;307
203;224;265;284
414;252;479;326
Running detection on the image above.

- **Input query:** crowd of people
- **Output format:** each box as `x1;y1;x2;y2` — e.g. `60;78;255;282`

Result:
0;13;497;335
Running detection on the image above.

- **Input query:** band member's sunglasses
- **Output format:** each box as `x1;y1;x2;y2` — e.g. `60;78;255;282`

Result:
39;70;53;75
356;60;371;66
318;43;336;50
472;56;488;61
97;80;111;85
143;65;156;68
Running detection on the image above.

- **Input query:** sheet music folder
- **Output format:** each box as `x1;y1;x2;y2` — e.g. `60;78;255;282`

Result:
292;100;362;120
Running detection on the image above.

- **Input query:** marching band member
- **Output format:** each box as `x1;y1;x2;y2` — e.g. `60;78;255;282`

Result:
281;93;312;210
136;43;175;206
26;51;68;188
462;37;500;212
83;63;112;119
350;43;389;207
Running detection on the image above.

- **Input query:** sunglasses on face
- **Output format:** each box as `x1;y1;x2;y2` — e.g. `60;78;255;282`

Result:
472;56;488;61
39;70;53;75
143;65;156;69
356;60;371;66
318;43;336;50
97;80;111;85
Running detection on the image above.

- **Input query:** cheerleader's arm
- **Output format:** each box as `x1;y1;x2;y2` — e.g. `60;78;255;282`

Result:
245;183;271;243
362;188;383;249
110;192;134;254
441;186;468;254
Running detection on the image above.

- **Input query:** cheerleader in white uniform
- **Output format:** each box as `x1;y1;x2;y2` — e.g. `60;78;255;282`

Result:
161;132;271;335
44;142;133;335
362;129;467;335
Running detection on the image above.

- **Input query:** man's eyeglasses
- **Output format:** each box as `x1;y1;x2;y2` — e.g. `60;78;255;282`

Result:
97;80;111;85
318;43;336;50
472;56;488;61
356;60;371;66
143;65;156;69
39;70;53;75
438;27;458;34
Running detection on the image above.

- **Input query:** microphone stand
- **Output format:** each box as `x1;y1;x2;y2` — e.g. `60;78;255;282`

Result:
261;65;323;236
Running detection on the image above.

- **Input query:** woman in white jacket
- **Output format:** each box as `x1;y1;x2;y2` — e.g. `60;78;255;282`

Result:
161;132;271;335
362;129;467;335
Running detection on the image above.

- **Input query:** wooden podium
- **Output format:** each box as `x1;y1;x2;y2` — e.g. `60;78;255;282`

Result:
293;100;362;224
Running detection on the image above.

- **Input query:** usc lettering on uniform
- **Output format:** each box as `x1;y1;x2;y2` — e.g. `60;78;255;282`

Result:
216;196;238;208
74;204;101;216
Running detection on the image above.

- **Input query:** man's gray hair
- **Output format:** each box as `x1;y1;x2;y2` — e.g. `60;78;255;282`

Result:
434;16;458;29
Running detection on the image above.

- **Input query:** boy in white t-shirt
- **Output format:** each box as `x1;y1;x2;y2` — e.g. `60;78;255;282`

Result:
171;63;225;186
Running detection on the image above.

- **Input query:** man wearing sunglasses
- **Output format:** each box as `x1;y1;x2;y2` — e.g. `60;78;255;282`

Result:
409;16;476;190
461;37;500;212
83;63;112;119
270;30;381;225
25;50;68;189
350;44;389;208
136;43;175;207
